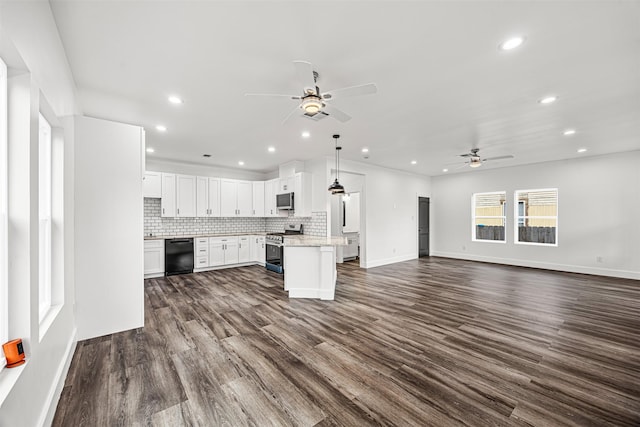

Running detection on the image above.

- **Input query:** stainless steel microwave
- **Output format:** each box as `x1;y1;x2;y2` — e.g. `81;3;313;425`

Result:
276;192;294;210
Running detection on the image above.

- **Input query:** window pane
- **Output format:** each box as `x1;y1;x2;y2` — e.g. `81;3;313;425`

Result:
473;192;506;242
516;189;558;245
39;113;52;320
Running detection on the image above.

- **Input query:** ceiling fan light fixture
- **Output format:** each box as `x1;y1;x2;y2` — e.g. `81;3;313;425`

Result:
469;158;482;168
301;96;323;114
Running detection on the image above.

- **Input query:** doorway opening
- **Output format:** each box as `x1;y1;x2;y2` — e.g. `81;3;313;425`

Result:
419;197;429;257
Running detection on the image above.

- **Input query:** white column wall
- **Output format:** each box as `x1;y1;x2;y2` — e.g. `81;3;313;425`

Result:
431;151;640;279
74;116;144;340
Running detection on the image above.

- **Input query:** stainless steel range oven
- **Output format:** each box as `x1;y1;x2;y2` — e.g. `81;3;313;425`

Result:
265;223;303;274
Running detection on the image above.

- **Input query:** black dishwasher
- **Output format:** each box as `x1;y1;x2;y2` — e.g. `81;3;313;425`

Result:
165;238;194;276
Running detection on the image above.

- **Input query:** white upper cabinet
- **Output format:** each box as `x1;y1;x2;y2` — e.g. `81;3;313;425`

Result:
265;178;286;217
161;173;176;217
143;171;162;198
220;179;238;216
252;181;265;217
237;181;253;216
196;176;220;217
176;174;196;217
221;179;253;217
278;176;294;194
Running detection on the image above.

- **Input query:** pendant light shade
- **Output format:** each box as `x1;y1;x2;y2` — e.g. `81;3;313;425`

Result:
329;134;345;194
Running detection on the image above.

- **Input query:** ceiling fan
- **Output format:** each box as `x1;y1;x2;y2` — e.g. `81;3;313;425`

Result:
458;148;514;168
245;60;377;123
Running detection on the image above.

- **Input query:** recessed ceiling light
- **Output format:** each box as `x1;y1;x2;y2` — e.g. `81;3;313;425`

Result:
203;154;211;158
156;125;167;132
411;160;417;165
146;147;155;153
268;146;275;153
577;148;587;153
301;131;310;138
499;36;525;51
361;148;369;153
238;161;245;166
168;95;183;104
539;96;557;105
442;168;448;172
563;129;576;136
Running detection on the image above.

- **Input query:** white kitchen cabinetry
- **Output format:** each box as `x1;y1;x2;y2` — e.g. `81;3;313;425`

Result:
176;174;196;217
196;177;220;217
209;236;239;266
161;173;176;217
238;236;251;263
221;179;253;217
144;239;164;278
278;176;294;193
143;171;162;198
252;181;265;217
293;172;312;217
264;178;286;217
195;237;209;269
250;235;266;264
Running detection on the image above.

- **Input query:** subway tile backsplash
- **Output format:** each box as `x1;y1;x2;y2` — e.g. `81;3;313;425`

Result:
144;198;327;237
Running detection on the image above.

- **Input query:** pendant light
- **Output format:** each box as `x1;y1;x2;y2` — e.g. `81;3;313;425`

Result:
328;134;345;194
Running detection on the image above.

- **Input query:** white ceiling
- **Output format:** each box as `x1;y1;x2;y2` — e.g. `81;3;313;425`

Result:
50;1;640;176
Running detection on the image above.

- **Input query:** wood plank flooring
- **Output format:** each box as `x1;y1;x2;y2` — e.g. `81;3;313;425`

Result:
53;257;640;426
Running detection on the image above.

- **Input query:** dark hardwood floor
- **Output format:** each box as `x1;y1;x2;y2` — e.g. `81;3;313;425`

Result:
53;257;640;426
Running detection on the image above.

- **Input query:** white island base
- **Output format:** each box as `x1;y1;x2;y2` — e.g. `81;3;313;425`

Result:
283;245;339;300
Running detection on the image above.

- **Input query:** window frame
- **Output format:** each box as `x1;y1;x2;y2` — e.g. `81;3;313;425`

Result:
38;113;52;322
471;191;507;243
514;188;558;247
0;57;7;369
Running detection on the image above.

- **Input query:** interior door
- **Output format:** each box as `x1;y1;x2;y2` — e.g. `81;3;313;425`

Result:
419;197;430;257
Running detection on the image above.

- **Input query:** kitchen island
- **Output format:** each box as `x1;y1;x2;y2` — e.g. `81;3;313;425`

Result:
283;236;348;300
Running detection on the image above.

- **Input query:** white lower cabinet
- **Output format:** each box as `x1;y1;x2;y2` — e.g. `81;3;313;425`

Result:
250;235;266;264
209;236;239;266
238;236;251;263
195;237;209;268
144;239;164;277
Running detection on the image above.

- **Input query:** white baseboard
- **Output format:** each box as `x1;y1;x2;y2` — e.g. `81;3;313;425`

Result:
39;327;77;427
430;251;640;280
288;288;322;299
363;253;417;269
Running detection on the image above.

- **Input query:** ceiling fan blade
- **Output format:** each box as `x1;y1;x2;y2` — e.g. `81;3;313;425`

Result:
245;93;301;99
322;83;377;100
459;153;474;158
282;105;302;125
293;60;316;94
322;104;352;122
483;155;514;162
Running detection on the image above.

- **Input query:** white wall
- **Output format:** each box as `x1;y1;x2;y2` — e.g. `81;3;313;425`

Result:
431;151;640;279
74;116;144;339
0;2;78;425
329;159;431;268
147;158;270;181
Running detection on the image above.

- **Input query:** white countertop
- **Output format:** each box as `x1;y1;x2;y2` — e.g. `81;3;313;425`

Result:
144;232;267;240
284;235;348;247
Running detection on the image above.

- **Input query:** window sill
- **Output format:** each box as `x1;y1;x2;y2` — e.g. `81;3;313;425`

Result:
471;239;506;244
39;303;63;342
0;359;28;407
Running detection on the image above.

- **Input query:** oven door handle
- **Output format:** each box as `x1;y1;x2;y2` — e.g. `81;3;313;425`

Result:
266;242;283;248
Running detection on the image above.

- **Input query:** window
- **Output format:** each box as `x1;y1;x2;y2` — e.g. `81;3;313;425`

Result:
1;57;7;365
515;188;558;245
472;192;506;242
39;113;52;321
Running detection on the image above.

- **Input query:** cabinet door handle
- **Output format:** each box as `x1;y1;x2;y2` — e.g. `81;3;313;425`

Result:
177;208;180;215
162;208;165;214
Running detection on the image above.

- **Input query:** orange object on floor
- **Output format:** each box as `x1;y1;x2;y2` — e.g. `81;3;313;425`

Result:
3;338;25;368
